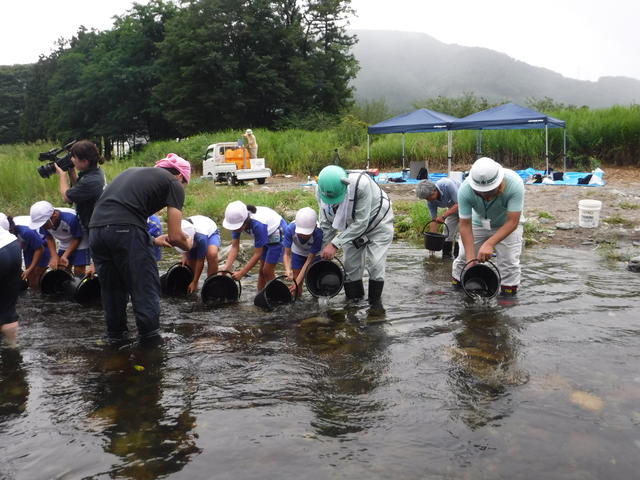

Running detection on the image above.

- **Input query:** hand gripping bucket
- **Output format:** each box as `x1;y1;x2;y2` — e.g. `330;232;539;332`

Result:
578;199;602;228
422;220;449;251
304;258;345;298
460;259;501;299
201;270;242;306
40;269;101;305
160;263;193;296
254;275;297;310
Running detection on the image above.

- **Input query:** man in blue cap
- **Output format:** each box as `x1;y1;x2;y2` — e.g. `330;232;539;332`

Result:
316;165;394;306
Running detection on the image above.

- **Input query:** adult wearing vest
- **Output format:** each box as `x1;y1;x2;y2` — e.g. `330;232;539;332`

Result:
316;165;394;305
452;157;525;296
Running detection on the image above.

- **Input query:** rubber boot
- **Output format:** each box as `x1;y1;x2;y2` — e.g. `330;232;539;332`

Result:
442;241;453;259
343;279;365;301
368;280;384;304
500;285;518;296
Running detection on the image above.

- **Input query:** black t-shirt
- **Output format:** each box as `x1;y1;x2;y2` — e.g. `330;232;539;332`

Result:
89;167;185;230
65;167;106;232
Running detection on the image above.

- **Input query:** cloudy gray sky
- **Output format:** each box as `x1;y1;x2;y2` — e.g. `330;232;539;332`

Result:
2;0;638;81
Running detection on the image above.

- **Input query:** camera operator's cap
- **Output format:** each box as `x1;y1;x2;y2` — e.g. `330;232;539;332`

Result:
468;157;504;192
318;165;349;204
0;212;9;231
29;201;54;229
155;153;191;184
222;200;249;230
174;219;197;254
246;129;253;134
294;207;317;235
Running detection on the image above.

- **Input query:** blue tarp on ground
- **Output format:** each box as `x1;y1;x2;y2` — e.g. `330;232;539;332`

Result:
368;108;459;134
451;103;566;130
368;169;604;186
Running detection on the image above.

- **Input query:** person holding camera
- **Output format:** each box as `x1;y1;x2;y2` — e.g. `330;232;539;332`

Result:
55;140;106;275
0;213;22;345
316;165;394;306
89;153;193;346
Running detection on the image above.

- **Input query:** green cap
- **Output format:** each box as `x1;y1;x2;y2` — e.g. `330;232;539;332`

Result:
318;165;348;204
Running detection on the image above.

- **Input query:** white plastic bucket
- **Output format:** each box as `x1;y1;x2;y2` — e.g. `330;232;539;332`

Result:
578;199;602;228
449;171;463;183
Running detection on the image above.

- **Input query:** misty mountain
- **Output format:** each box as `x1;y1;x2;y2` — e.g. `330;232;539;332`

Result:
350;30;640;111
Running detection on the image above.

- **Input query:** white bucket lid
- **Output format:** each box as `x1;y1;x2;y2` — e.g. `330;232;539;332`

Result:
578;199;602;209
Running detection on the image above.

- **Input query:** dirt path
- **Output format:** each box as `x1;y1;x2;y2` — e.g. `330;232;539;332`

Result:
256;166;640;251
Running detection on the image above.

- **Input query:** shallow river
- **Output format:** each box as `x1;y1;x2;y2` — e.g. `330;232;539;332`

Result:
1;244;639;479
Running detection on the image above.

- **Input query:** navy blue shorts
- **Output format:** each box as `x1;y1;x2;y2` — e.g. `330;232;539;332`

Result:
261;242;283;265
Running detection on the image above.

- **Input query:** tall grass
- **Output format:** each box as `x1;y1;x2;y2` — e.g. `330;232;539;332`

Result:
2;104;638;216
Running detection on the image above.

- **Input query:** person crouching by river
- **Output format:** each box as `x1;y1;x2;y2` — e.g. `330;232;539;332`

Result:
176;215;221;294
89;154;193;347
415;178;460;258
316;165;394;307
452;157;525;296
283;207;324;297
0;213;22;346
222;201;287;291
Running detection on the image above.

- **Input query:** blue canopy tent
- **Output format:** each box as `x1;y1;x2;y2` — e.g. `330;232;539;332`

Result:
367;108;459;172
450;103;567;173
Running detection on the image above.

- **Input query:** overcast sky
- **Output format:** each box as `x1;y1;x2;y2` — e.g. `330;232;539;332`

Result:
2;0;638;82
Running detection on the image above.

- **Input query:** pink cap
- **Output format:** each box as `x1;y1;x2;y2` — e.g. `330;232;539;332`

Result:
155;153;191;184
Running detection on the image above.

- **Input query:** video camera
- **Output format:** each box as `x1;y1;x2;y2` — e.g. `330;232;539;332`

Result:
37;140;76;179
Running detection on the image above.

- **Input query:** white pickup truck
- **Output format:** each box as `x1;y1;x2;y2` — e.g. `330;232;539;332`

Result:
202;141;272;185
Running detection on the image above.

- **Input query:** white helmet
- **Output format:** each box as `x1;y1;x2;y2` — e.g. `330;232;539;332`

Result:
222;200;249;230
468;157;504;192
175;219;196;254
294;207;317;235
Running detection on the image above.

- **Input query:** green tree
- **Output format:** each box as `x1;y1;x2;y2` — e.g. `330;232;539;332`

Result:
415;92;496;118
0;65;30;144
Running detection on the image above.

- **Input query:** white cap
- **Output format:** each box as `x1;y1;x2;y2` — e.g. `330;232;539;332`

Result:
175;219;197;254
29;201;54;229
294;207;317;235
222;200;249;230
245;129;253;134
468;157;505;192
0;212;9;230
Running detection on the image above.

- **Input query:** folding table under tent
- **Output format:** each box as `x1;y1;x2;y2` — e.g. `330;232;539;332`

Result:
367;108;459;172
450;103;567;173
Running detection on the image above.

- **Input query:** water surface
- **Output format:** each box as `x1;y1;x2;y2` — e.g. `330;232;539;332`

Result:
1;245;639;479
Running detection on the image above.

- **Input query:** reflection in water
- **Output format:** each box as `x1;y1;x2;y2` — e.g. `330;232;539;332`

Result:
0;348;29;418
84;346;200;479
296;307;391;438
447;309;528;430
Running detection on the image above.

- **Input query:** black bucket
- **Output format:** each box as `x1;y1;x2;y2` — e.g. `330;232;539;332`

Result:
304;258;344;298
460;259;501;299
41;269;101;306
160;263;193;296
41;269;74;295
254;275;296;310
201;271;242;306
422;221;449;251
74;276;101;306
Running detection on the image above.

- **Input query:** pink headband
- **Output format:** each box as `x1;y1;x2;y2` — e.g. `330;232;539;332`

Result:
155;153;191;184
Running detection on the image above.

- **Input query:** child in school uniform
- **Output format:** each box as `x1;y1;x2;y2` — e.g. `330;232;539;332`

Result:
222;201;287;291
283;207;323;297
29;201;90;276
176;215;221;293
6;215;50;289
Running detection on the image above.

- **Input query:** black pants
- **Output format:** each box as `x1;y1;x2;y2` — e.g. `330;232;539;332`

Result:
0;240;22;325
90;225;161;339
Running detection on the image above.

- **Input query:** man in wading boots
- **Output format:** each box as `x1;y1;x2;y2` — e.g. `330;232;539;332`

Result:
316;165;394;308
451;157;524;296
415;178;460;258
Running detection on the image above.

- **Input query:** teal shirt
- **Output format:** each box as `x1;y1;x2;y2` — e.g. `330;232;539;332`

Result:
458;169;524;228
